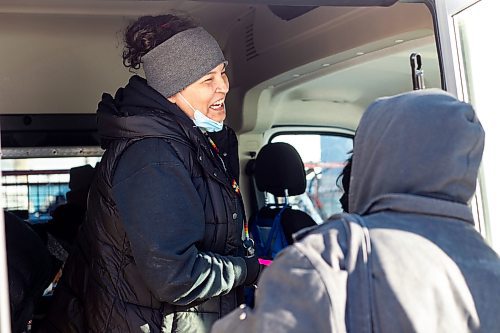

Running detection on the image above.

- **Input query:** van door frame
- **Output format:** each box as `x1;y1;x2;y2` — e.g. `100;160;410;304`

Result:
434;0;478;99
434;0;499;249
0;143;11;332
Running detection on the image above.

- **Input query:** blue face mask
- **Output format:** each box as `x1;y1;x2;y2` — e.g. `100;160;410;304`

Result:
193;109;224;132
179;93;224;132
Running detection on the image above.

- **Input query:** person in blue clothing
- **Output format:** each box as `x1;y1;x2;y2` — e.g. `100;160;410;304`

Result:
212;89;500;333
43;14;261;333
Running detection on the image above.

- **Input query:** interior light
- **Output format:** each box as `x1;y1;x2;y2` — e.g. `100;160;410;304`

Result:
395;39;404;43
356;52;365;56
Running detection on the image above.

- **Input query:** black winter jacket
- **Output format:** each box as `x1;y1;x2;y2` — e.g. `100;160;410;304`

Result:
43;76;254;333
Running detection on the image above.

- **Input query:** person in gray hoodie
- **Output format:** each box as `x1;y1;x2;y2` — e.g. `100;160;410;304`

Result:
212;89;500;333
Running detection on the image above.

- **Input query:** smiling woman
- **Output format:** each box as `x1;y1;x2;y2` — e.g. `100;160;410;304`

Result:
38;14;262;333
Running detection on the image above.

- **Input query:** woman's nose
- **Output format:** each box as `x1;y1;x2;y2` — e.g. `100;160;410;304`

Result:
216;74;229;93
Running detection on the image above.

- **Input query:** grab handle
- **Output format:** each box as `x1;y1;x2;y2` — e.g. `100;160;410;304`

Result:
410;53;425;90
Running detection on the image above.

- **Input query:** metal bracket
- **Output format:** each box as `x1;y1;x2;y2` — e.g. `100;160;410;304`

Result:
410;53;425;90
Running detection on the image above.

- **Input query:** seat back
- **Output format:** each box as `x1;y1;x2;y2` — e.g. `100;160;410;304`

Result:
250;142;316;259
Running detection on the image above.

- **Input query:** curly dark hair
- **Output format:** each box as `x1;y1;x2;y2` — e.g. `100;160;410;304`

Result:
122;14;197;70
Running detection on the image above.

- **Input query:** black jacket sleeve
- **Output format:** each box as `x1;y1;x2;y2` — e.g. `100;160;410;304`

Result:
111;138;248;305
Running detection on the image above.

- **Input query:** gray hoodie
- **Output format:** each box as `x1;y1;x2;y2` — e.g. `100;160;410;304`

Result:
212;89;500;332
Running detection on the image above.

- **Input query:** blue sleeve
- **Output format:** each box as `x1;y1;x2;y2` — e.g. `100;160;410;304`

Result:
111;138;247;305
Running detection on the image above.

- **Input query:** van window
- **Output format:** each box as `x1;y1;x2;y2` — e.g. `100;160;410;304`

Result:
1;156;100;223
270;133;353;223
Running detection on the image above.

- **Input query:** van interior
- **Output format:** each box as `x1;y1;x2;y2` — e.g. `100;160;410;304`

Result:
0;0;440;220
1;0;498;330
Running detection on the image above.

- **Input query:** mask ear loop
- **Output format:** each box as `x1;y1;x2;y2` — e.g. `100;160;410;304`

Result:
178;93;198;117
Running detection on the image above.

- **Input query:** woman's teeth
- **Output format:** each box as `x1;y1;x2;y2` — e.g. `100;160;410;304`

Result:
210;99;224;109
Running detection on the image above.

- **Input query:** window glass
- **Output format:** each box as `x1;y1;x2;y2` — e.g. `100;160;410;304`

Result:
271;133;353;223
453;0;500;253
1;157;100;223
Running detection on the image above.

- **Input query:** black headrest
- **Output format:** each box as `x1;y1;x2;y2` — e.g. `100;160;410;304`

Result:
254;142;306;197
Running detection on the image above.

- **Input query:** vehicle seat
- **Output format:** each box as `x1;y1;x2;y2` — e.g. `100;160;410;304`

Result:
250;142;317;259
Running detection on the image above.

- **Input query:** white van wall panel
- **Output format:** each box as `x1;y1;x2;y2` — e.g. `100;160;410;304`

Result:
228;2;434;133
0;14;134;114
0;2;251;116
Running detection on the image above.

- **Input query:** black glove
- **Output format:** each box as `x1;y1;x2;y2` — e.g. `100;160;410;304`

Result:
243;255;263;286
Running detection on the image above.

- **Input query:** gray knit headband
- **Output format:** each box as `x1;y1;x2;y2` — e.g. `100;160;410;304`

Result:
142;27;227;98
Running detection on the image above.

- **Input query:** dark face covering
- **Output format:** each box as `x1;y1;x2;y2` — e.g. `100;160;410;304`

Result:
339;156;352;212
